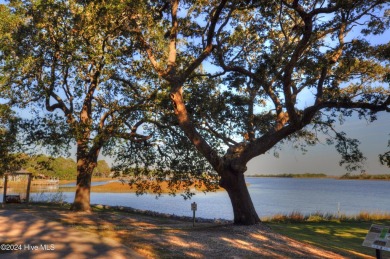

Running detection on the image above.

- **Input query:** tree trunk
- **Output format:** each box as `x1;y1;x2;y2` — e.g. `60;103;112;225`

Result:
220;170;260;225
70;156;95;211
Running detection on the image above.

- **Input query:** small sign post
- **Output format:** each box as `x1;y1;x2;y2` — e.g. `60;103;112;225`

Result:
191;202;197;227
362;224;390;259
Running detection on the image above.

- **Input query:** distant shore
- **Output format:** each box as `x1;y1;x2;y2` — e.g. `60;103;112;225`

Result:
248;173;390;180
249;173;328;178
59;180;223;194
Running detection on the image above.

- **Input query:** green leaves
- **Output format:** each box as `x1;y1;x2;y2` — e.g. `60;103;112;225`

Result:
25;154;78;180
1;0;157;157
379;139;390;167
334;132;366;171
0;104;23;174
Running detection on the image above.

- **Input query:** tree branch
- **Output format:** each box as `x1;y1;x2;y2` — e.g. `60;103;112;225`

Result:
181;0;228;80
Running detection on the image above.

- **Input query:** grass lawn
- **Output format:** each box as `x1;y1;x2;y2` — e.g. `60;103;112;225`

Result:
267;220;390;258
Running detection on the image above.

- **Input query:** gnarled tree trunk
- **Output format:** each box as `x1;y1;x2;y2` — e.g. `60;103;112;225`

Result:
71;154;97;211
220;169;260;225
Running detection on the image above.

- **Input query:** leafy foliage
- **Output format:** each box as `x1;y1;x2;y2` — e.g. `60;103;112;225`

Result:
0;104;25;174
93;160;111;177
379;139;390;167
111;121;220;199
22;154;111;180
0;0;160;210
0;0;160;152
25;154;77;180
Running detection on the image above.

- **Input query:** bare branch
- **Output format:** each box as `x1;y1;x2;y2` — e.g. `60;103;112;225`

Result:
181;0;228;80
203;120;238;146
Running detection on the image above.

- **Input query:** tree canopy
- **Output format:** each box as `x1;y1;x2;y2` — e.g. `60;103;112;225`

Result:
23;154;110;179
0;104;24;174
93;160;111;177
0;0;157;210
25;154;77;180
1;0;389;224
113;0;390;224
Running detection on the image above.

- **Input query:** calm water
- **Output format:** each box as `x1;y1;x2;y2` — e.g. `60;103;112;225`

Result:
32;177;390;220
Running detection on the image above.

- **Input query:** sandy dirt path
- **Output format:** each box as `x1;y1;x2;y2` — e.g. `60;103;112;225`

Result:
0;204;349;258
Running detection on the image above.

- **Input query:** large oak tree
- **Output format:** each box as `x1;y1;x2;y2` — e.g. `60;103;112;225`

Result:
0;0;157;211
122;0;390;224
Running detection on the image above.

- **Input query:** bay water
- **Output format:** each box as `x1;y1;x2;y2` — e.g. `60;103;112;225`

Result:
33;177;390;220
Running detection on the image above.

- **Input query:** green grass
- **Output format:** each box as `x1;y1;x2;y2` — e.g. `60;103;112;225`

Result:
263;211;390;223
266;220;390;258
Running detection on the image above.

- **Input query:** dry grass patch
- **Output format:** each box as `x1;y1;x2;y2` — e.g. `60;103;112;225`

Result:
60;180;223;194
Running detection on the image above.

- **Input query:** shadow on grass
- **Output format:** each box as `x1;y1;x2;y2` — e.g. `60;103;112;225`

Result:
0;203;349;258
268;221;390;259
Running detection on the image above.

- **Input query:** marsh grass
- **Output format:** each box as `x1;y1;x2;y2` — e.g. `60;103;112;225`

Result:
263;211;390;223
60;181;223;194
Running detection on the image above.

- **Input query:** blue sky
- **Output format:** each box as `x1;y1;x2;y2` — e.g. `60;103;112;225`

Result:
247;112;390;175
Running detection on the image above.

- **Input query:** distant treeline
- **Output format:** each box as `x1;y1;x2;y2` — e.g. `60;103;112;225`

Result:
250;173;328;178
340;173;390;180
251;173;390;180
3;154;111;180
